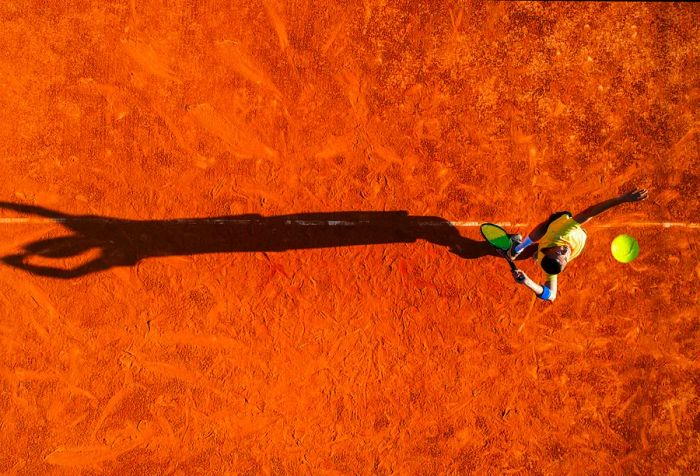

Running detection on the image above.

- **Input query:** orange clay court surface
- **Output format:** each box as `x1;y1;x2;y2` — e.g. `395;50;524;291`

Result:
0;1;699;474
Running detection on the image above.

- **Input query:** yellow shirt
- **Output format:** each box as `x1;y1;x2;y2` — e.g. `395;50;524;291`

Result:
535;214;587;282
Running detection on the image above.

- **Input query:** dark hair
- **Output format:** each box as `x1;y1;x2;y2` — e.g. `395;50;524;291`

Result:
541;255;563;275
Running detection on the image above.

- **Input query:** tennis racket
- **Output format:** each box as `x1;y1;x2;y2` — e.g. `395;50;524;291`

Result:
480;223;525;281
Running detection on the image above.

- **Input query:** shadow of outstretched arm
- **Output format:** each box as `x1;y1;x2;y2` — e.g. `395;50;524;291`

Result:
0;201;74;219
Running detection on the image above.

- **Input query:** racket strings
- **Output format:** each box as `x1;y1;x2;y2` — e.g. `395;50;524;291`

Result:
480;224;512;251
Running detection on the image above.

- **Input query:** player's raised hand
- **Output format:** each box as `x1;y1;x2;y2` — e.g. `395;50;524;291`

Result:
619;187;649;203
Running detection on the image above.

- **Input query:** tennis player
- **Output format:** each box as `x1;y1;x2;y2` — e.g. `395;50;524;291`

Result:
508;187;649;302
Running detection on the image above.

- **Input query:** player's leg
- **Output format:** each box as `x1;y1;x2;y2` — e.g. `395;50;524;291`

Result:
508;210;571;260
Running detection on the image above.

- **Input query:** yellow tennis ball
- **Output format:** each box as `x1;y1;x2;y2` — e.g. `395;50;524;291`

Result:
611;234;639;263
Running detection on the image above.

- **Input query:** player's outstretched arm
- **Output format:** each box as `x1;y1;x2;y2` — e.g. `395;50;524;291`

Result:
572;187;648;225
511;270;556;302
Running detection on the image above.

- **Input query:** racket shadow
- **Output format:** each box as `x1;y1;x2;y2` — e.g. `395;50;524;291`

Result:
0;201;524;279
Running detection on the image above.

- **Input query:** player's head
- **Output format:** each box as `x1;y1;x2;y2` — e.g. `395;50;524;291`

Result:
540;245;571;275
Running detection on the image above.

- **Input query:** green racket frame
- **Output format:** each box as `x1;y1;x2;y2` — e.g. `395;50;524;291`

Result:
480;223;523;280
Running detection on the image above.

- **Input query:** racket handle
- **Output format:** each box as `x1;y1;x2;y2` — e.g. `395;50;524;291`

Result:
507;258;526;282
497;249;525;282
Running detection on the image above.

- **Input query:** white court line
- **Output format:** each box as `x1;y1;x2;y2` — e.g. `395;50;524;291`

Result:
0;218;697;228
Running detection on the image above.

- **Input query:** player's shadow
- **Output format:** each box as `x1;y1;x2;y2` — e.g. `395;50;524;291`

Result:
0;201;523;279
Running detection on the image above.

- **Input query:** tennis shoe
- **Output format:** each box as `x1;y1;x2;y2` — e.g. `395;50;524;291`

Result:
507;234;523;260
